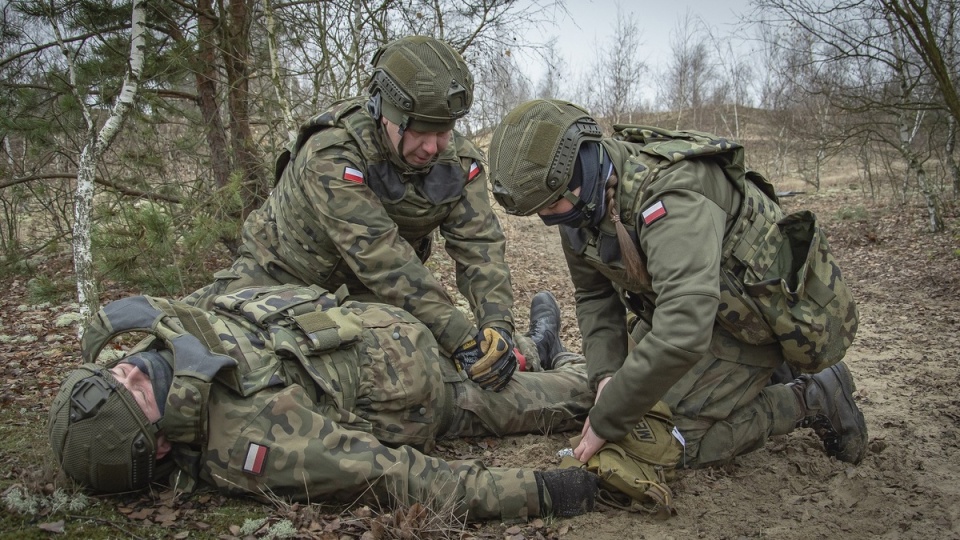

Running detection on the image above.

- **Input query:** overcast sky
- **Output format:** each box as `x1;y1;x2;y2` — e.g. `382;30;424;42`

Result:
512;0;756;101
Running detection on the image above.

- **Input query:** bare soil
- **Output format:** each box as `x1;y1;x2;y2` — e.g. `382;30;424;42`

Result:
2;182;959;539
454;185;960;540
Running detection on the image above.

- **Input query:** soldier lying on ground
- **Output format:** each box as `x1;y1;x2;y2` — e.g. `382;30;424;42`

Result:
48;286;599;523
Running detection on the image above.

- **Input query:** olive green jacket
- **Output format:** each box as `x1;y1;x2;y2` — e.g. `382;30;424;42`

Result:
562;138;781;442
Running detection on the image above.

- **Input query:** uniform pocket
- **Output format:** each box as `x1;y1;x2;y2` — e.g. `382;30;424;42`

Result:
352;305;445;449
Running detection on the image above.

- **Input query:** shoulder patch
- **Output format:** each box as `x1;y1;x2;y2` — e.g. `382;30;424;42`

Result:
343;167;364;184
467;161;481;182
243;442;269;476
641;200;667;226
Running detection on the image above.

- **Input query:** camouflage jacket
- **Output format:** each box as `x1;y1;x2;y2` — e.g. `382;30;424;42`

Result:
239;98;514;355
560;127;787;442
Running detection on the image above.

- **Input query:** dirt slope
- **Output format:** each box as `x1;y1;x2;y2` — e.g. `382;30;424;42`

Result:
443;187;960;539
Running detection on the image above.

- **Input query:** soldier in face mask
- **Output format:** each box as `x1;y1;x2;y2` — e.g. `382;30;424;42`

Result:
191;35;517;393
49;287;598;522
487;99;868;471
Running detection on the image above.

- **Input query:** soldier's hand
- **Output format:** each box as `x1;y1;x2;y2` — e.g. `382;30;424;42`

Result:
453;328;517;392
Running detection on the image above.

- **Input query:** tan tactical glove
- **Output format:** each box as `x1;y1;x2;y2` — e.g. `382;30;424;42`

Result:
452;327;517;392
562;401;682;517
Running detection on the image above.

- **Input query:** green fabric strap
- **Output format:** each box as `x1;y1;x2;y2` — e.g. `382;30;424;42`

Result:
169;302;228;356
293;310;342;351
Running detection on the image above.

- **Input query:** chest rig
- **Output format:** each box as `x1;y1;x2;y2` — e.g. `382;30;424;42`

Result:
81;285;364;488
275;98;483;242
562;125;784;343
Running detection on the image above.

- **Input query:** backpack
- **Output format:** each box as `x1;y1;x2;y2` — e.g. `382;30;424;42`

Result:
613;125;858;373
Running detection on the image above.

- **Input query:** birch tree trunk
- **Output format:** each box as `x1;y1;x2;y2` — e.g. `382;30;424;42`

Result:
264;0;297;146
948;115;960;198
53;0;146;332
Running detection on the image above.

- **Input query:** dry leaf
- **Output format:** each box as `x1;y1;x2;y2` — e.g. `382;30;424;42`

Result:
38;521;64;534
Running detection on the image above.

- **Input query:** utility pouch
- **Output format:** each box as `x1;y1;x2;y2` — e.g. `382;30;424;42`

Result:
563;401;681;516
742;210;858;373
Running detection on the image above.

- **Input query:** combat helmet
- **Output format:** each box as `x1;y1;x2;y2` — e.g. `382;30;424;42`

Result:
368;35;473;132
489;99;603;216
48;359;163;493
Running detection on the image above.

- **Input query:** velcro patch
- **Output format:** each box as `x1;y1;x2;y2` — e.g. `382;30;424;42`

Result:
641;200;667;226
243;443;269;476
343;167;364;183
468;161;481;182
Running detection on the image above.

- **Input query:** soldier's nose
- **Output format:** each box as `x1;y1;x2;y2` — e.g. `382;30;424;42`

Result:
421;135;439;155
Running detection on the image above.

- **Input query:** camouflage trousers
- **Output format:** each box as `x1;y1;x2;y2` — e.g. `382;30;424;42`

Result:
630;319;803;468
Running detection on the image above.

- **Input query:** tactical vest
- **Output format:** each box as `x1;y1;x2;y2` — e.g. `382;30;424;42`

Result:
275;98;485;242
81;284;366;486
565;125;857;373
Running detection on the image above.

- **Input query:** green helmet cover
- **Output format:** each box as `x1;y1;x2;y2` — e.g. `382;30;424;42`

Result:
489;99;603;215
369;35;473;132
48;363;161;493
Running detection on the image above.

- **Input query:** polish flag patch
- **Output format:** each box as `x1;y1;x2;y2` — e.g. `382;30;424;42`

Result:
467;161;481;182
343;167;364;183
243;443;269;476
641;200;667;226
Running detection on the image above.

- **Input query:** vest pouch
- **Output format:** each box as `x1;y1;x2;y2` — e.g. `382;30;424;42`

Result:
742;211;858;373
289;306;362;353
213;284;337;325
214;284;360;352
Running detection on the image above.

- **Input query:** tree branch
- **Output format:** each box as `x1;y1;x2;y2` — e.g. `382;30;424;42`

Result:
0;173;182;204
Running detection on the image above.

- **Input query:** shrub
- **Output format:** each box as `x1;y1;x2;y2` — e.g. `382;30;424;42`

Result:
836;205;869;221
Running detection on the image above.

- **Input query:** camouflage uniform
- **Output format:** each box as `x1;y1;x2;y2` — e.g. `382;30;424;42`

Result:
204;98;513;357
85;286;589;522
561;145;803;468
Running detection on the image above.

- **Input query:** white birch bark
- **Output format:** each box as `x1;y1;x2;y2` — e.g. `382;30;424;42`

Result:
51;0;146;336
264;0;297;146
947;116;959;198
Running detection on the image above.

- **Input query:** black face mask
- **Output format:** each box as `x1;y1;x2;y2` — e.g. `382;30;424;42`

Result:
539;143;612;228
125;350;174;415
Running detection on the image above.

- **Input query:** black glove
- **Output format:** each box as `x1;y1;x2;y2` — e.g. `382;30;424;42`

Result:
535;468;600;518
452;327;517;392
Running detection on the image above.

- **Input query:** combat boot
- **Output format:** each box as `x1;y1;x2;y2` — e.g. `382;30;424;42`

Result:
526;291;566;370
789;361;868;464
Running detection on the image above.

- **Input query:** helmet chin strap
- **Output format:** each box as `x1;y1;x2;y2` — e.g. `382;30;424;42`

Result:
378;120;438;173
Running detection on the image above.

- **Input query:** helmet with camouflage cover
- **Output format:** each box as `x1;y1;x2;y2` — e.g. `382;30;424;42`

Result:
368;35;473;133
48;355;164;493
489;99;603;216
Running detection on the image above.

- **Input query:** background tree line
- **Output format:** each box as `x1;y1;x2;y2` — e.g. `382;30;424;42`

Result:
0;0;956;320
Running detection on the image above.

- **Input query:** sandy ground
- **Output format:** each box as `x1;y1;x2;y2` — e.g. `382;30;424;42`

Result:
432;187;960;540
